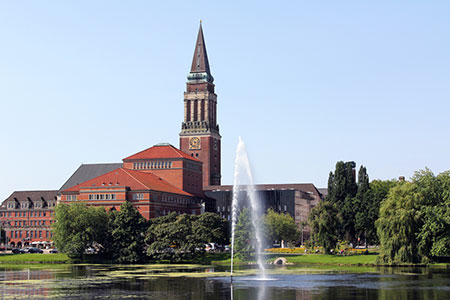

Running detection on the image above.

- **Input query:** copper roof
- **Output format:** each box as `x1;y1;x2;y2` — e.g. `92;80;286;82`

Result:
190;23;211;75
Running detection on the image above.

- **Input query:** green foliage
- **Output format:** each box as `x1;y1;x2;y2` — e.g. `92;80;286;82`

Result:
146;212;228;262
376;182;424;264
264;209;299;247
363;179;397;245
326;161;358;243
193;212;229;246
234;207;254;260
308;201;341;253
376;169;450;264
52;203;110;259
109;201;148;263
416;170;450;258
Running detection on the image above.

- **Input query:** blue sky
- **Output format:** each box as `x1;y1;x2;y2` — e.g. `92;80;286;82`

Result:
1;1;449;200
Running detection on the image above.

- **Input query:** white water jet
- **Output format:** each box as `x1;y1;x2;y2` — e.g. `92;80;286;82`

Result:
230;137;266;280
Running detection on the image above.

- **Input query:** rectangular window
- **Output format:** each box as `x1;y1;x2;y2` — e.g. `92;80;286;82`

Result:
39;231;42;238
111;194;116;200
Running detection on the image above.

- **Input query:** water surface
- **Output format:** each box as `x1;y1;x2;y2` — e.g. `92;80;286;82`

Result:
0;264;449;299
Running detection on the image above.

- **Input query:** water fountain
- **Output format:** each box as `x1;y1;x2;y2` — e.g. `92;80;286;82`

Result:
230;137;266;281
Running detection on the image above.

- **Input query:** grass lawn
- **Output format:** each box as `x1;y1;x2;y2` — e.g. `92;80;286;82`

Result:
0;253;71;264
284;254;378;265
210;253;378;266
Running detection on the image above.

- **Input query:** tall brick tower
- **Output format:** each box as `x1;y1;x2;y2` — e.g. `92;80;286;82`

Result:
180;23;221;188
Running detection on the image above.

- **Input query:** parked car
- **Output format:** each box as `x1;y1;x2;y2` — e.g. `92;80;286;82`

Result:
49;248;58;253
11;248;26;254
85;247;95;254
28;247;43;254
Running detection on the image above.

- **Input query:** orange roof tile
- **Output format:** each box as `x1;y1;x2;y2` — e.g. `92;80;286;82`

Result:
123;143;201;162
63;168;193;196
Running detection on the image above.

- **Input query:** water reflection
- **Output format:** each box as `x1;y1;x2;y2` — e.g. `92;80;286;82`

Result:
0;265;448;299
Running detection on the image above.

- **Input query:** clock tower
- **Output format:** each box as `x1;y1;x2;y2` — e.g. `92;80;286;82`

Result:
180;23;221;188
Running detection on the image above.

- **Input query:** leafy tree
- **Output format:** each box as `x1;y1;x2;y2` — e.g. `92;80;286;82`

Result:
110;201;148;263
365;179;397;245
146;212;228;262
52;203;110;259
326;161;357;243
193;212;229;246
234;207;255;260
416;170;450;259
308;201;341;253
377;169;450;264
264;209;299;248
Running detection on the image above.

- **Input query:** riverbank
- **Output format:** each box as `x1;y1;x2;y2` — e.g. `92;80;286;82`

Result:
210;253;378;266
0;253;71;264
1;252;447;268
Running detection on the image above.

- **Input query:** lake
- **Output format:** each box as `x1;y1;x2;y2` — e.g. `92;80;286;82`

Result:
0;264;449;299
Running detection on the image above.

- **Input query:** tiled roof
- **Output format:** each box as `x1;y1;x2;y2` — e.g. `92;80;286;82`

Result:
59;163;123;192
63;168;193;196
2;190;58;205
123;143;201;163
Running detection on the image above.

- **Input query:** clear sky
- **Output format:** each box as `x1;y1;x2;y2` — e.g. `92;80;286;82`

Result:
1;1;449;201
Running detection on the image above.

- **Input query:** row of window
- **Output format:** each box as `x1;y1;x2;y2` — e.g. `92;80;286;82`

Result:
160;195;192;205
133;161;172;170
160;209;197;216
0;211;51;218
10;230;52;239
9;220;55;227
6;202;55;209
217;206;231;212
132;193;144;200
88;194;117;200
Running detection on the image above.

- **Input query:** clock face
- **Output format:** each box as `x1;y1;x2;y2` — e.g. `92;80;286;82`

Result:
189;137;201;150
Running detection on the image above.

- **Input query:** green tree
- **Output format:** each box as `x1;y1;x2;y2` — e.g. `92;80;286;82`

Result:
234;207;255;260
326;161;357;243
376;169;450;264
308;201;341;253
146;212;228;262
193;212;229;246
110;201;148;263
416;170;450;259
52;203;110;259
365;179;397;245
264;209;299;248
376;182;424;264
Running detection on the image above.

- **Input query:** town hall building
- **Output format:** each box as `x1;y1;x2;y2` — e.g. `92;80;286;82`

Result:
0;23;323;249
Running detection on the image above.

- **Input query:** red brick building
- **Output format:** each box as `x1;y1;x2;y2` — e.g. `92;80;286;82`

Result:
60;144;203;218
0;191;57;248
